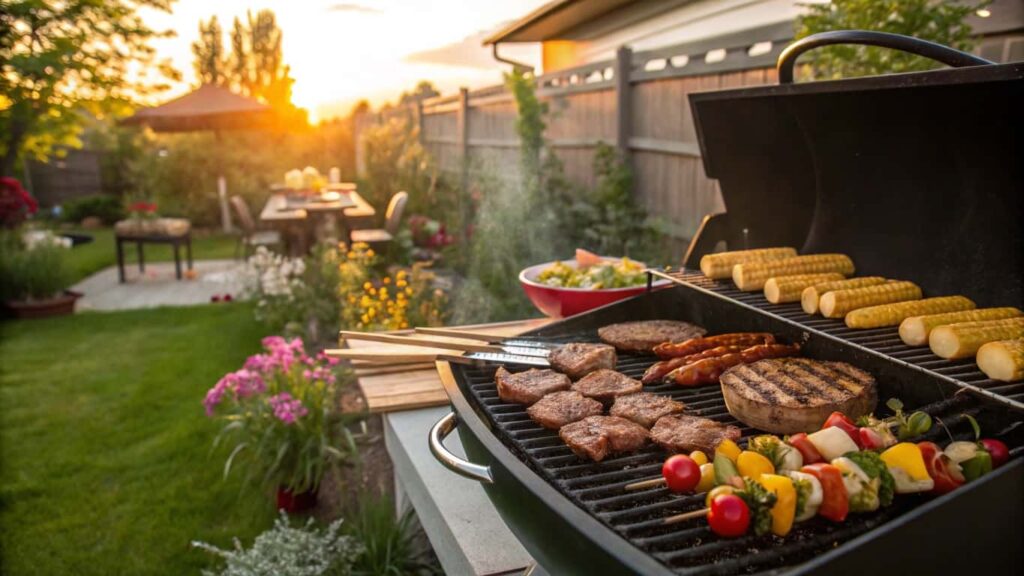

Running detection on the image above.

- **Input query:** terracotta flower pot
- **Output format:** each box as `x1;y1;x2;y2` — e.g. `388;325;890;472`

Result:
4;291;81;319
276;486;317;513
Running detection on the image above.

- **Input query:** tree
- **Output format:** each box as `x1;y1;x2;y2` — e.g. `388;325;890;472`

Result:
0;0;177;177
399;81;440;105
192;16;227;85
796;0;984;80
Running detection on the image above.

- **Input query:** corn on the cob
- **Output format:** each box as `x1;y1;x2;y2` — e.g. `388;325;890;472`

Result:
929;317;1024;360
801;277;887;314
898;307;1023;346
732;254;854;292
818;281;922;319
977;339;1024;382
763;273;845;304
700;247;798;279
844;296;975;329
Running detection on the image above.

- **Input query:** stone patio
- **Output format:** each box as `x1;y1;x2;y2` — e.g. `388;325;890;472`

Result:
72;259;247;311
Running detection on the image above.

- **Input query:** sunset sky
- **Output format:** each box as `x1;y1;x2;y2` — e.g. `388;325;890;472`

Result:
141;0;548;121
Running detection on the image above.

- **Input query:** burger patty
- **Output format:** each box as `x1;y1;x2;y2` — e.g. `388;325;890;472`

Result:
598;320;707;353
527;391;603;429
559;415;649;462
571;369;643;403
610;392;686;428
649;414;741;455
548;342;617;379
720;357;877;434
495;366;571;405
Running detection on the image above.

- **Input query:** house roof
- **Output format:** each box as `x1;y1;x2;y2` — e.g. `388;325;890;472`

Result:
483;0;638;44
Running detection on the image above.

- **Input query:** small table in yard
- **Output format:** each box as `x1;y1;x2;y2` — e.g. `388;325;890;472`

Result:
114;218;193;283
259;187;376;253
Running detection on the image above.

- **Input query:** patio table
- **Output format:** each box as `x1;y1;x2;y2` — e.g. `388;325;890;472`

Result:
348;319;552;575
259;187;376;252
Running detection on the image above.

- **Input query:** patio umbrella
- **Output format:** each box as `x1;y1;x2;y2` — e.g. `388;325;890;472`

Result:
121;84;276;232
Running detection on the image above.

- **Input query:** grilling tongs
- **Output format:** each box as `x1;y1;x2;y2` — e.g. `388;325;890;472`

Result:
331;329;552;367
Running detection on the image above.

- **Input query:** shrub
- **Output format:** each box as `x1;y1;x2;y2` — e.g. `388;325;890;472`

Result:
345;497;438;576
0;177;38;229
205;336;362;493
193;510;363;576
61;194;125;225
0;231;73;301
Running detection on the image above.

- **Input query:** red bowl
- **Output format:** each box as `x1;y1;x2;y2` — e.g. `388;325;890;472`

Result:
519;259;670;318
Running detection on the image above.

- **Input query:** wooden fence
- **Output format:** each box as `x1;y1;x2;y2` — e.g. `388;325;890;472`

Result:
354;22;794;241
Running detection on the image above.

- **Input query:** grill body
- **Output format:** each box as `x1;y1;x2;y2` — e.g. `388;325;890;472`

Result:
439;284;1023;575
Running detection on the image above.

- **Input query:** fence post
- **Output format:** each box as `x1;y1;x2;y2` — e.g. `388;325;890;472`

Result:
457;87;470;246
615;46;633;160
414;99;424;142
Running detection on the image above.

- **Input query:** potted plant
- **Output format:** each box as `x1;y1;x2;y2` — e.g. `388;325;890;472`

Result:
0;230;78;319
204;336;360;512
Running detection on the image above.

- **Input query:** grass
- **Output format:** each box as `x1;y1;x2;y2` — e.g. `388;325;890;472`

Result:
0;304;277;575
64;228;239;283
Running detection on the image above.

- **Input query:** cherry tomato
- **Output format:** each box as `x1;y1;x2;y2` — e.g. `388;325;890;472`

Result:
705;485;736;508
707;493;750;537
662;455;701;493
980;439;1010;468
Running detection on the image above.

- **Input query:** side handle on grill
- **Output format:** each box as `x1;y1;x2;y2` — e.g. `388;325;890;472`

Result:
777;30;993;83
429;411;494;484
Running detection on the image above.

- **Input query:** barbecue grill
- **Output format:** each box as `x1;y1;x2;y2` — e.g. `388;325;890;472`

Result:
429;33;1024;575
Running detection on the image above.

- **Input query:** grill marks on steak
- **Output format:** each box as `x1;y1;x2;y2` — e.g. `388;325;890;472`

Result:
650;414;741;455
598;320;706;353
527;391;603;429
571;369;642;403
559;416;649;462
548;343;616;379
720;358;877;433
610;393;686;428
495;366;571;405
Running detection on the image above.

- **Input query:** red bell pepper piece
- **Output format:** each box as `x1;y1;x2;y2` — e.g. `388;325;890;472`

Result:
801;463;849;522
918;441;965;495
858;427;885;450
788;433;823;464
823;411;861;447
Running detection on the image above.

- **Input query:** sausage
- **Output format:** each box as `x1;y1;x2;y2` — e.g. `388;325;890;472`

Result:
653;333;776;360
666;343;801;387
642;345;747;384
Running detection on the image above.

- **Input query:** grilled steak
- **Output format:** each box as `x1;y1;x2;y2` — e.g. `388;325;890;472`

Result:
527;391;603;430
495;366;571;405
720;358;878;434
571;369;643;403
650;414;741;454
548;343;617;379
598;320;706;353
610;393;686;428
559;416;649;462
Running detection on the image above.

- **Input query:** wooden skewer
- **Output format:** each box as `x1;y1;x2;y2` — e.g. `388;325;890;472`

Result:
414;326;513;342
624;477;667;491
662;508;709;526
338;331;504;354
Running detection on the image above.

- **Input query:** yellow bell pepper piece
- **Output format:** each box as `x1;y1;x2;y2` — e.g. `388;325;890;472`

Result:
737;450;775;479
689;450;709;466
696;463;716;493
881;442;931;481
715;439;742;462
758;474;797;537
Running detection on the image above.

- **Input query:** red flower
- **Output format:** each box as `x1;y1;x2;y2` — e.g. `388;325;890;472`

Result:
0;177;38;229
129;201;158;214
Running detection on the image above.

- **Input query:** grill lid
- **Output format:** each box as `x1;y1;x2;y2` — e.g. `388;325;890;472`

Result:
689;62;1024;307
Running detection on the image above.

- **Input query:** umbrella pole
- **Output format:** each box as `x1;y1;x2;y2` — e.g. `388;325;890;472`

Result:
218;175;232;233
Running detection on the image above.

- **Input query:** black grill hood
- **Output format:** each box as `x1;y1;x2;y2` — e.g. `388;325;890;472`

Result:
687;62;1024;308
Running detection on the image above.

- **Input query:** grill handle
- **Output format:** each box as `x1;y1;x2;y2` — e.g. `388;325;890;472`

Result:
428;411;494;484
777;30;993;83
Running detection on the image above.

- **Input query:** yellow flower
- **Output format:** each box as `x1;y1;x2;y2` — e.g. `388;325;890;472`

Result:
405;287;413;296
383;277;391;284
362;282;372;291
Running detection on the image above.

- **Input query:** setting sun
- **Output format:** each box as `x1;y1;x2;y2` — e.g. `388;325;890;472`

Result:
140;0;545;120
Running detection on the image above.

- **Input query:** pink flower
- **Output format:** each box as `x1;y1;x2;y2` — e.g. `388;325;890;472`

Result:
268;392;308;425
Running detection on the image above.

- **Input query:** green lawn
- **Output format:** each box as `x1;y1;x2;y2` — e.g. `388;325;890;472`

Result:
65;228;239;283
0;304;276;575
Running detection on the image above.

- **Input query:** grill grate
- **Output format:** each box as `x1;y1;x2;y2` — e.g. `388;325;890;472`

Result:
456;332;991;575
651;269;1024;411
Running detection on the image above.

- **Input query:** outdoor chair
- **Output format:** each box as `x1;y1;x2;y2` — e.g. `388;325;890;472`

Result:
350;191;408;249
230;195;282;260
